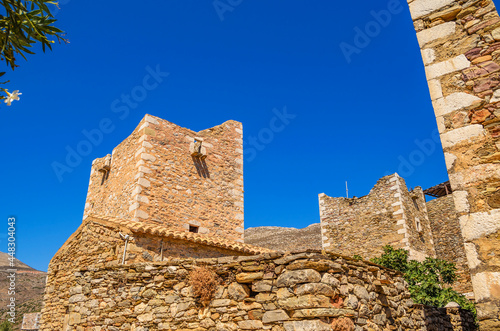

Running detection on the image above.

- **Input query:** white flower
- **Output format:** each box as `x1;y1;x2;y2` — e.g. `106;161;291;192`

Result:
4;90;21;106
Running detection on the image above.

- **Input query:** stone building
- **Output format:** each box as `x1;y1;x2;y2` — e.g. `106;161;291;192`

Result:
38;0;500;327
407;0;500;327
319;174;435;263
83;114;245;243
39;115;267;330
39;115;478;330
319;174;474;298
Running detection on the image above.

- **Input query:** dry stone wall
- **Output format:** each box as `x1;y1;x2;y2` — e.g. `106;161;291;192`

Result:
407;0;500;327
427;195;474;297
39;251;476;331
39;216;263;330
319;174;435;261
84;114;245;243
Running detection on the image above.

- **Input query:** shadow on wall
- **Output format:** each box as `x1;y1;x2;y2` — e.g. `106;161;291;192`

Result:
192;156;210;178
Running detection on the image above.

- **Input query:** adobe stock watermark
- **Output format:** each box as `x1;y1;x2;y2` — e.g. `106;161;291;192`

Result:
339;0;403;64
244;106;296;162
6;217;16;324
384;129;441;178
213;0;243;21
51;65;169;183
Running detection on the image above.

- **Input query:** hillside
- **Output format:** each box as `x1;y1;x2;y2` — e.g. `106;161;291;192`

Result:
0;252;46;330
244;223;322;252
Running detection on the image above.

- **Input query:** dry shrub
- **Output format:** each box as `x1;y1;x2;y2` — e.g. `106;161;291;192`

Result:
331;317;355;331
189;266;221;306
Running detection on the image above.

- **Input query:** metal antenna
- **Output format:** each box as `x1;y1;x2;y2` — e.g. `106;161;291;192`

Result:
346;181;349;198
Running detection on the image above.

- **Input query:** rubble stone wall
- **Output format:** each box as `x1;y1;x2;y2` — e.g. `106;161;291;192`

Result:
426;195;474;297
38;218;251;330
319;174;435;261
407;0;500;327
39;251;476;331
83;114;245;243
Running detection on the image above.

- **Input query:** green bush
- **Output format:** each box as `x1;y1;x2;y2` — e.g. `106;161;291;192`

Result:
0;320;13;331
371;245;476;315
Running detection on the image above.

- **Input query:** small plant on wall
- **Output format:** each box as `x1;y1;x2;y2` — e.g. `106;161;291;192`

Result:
189;266;221;306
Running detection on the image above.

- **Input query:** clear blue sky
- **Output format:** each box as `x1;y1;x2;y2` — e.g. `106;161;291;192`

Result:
0;0;473;271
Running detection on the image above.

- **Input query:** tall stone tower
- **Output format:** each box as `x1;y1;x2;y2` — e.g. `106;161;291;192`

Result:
83;114;245;243
407;0;500;327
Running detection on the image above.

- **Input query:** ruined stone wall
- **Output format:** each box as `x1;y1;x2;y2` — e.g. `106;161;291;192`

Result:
40;251;476;331
84;114;245;243
319;174;435;261
39;217;254;330
407;0;500;327
427;195;474;297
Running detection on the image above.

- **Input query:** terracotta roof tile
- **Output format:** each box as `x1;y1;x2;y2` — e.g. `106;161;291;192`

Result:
86;215;273;255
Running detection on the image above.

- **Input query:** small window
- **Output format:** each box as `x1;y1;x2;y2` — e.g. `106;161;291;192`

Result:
412;197;420;211
415;218;422;233
189;225;199;233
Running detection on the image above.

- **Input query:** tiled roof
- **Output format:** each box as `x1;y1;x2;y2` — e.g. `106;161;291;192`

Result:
85;215;274;255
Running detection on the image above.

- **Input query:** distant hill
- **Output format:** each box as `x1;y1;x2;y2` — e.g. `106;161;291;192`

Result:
0;252;42;273
244;223;322;252
0;252;46;330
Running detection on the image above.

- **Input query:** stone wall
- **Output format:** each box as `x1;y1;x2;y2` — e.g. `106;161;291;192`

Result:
407;0;500;327
84;114;245;243
38;216;268;330
319;173;435;261
40;251;476;331
427;195;474;297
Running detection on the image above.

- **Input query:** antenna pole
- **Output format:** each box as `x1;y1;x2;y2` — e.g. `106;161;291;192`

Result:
346;181;348;198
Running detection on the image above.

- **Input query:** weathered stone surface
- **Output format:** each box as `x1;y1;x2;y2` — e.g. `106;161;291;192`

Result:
252;280;272;292
237;320;264;330
425;55;470;80
417;21;456;47
433;92;481;116
290;308;356;318
68;313;81;326
236;272;263;283
262;310;289;323
295;283;335;297
284;320;332;331
287;260;341;272
278;295;331;310
353;285;370;301
409;0;455;20
228;282;249;301
276;269;321;287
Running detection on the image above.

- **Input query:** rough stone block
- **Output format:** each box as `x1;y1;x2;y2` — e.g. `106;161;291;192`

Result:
409;0;455;20
425;55;470;80
440;124;485;149
417;22;456;47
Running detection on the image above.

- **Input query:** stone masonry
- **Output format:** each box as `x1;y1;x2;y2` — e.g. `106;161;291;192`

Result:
427;195;474;297
319;174;436;262
39;215;271;330
84;115;245;243
40;250;476;331
407;0;500;327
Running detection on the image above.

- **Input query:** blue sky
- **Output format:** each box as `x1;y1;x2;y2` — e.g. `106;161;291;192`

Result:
0;0;466;271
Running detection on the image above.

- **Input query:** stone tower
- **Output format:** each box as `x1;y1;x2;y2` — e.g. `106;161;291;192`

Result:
83;114;245;243
407;0;500;327
319;174;436;261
